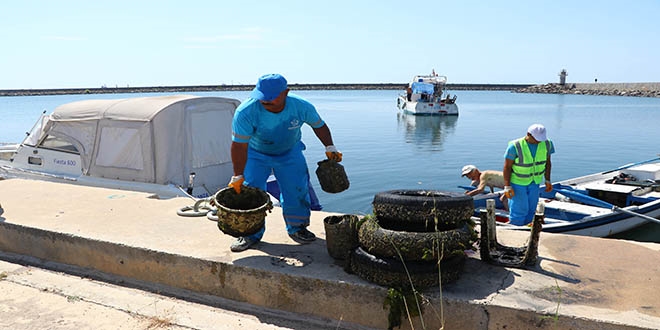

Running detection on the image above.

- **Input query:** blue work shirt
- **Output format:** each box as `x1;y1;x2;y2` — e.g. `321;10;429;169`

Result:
232;94;325;155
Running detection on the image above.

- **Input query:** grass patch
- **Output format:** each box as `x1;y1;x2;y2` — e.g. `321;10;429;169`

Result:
539;279;562;328
144;315;175;330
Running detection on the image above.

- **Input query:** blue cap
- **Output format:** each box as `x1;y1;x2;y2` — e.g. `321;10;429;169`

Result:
250;74;288;101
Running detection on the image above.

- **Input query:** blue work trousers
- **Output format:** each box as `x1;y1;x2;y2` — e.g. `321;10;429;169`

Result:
508;183;540;226
244;142;311;240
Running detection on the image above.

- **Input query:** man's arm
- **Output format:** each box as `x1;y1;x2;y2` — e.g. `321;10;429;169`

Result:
230;142;248;176
467;175;487;196
503;158;514;186
312;124;334;147
545;156;552;182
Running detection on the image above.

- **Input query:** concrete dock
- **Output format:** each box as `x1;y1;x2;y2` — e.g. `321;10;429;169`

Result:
1;178;659;329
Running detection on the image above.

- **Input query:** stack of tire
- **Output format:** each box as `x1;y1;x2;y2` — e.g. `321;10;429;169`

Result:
348;190;477;289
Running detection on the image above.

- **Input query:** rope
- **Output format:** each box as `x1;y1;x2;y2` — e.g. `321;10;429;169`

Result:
177;198;214;217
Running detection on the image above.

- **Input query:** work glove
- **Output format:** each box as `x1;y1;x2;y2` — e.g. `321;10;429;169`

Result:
325;145;343;162
228;175;244;194
503;186;515;199
545;180;553;192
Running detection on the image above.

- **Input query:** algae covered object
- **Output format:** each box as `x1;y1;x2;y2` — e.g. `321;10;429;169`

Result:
213;186;272;237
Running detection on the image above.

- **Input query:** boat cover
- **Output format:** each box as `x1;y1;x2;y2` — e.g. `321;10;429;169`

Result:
39;95;240;191
411;82;435;94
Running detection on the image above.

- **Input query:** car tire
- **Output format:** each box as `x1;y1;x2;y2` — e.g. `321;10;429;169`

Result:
358;217;476;261
372;190;474;231
348;246;465;288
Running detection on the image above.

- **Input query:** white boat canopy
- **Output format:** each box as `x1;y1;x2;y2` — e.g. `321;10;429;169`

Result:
37;95;240;191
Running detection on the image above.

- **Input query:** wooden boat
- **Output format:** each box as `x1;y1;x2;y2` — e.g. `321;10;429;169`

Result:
471;157;660;237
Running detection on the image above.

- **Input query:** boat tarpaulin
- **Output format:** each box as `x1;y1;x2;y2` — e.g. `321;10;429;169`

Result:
411;82;434;94
43;95;240;191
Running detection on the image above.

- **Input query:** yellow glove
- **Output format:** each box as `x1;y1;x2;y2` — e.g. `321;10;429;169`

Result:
545;180;553;192
228;175;244;194
325;145;343;162
503;186;515;199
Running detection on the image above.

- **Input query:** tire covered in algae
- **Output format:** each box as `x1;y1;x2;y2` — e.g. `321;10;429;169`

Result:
348;246;465;288
372;190;474;231
212;186;272;237
358;217;476;262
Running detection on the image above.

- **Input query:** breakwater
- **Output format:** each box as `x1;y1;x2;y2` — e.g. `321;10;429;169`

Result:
516;82;660;98
0;83;532;97
2;82;659;97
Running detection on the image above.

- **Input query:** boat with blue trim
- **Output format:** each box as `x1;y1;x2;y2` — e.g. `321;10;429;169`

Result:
470;156;660;237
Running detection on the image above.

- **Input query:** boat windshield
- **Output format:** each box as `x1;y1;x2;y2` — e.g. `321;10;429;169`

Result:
23;114;49;146
39;135;79;154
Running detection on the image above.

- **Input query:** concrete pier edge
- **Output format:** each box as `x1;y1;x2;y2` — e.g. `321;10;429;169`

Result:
1;179;659;329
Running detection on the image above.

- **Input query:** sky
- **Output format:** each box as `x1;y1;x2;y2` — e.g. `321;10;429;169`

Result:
1;0;659;89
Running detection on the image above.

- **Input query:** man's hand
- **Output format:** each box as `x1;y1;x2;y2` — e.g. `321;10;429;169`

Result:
325;145;343;162
545;180;553;192
503;186;515;198
228;175;244;194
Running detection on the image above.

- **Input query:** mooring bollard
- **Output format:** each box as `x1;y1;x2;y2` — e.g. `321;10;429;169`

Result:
480;200;544;268
521;201;545;266
486;199;497;249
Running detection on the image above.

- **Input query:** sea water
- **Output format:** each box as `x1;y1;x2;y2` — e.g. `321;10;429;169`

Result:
2;89;660;242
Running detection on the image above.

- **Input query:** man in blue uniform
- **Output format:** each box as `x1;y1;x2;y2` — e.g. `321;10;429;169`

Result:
228;73;342;252
503;124;555;226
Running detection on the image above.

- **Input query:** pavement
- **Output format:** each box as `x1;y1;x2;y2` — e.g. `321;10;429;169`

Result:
1;178;660;329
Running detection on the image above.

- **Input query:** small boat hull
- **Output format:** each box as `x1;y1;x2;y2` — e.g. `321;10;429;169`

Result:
397;96;459;115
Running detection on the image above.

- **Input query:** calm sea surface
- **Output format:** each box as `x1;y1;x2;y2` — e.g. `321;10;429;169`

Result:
2;90;660;242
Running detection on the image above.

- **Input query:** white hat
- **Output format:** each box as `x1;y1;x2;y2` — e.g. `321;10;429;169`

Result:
527;124;547;141
461;165;477;176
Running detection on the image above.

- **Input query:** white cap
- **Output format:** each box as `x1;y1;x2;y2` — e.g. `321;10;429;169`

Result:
527;124;547;141
461;165;477;176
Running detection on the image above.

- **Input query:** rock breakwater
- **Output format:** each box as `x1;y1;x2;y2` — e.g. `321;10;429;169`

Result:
516;83;660;98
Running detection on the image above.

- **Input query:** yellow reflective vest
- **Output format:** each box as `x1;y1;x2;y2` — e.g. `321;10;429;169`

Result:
509;138;550;185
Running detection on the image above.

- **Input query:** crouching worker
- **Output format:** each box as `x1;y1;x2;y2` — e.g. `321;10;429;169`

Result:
461;164;509;210
228;73;343;252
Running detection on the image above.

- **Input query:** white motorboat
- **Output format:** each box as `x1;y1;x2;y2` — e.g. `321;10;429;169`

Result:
0;95;322;209
470;157;660;237
396;73;458;115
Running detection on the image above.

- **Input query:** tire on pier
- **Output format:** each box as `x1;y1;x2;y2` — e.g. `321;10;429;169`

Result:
358;217;476;262
348;246;465;289
372;190;474;231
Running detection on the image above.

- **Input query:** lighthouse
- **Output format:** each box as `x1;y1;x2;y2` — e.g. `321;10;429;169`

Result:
559;69;567;86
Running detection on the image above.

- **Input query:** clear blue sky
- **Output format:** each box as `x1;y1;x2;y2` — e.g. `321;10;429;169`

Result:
2;0;658;89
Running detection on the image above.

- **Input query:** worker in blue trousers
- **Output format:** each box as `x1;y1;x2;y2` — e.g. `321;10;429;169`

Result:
227;73;343;252
503;124;555;226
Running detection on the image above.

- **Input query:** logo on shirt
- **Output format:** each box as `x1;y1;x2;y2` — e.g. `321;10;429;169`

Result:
288;119;301;130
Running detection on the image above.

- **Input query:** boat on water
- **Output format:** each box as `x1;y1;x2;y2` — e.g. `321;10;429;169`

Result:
396;72;458;115
0;95;321;209
469;157;660;237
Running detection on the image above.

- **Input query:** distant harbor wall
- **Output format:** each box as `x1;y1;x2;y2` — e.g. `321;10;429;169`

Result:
0;83;532;97
516;82;660;98
2;82;658;97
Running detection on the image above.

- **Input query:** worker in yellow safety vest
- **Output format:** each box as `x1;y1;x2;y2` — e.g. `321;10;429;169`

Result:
502;124;555;225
